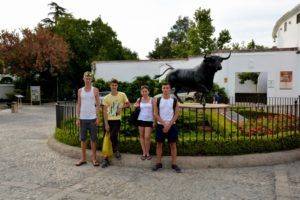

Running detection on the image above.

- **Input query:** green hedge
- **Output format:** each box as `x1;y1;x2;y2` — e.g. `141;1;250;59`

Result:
54;127;300;156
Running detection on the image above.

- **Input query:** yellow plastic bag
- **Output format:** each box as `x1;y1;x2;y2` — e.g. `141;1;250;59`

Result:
102;132;113;158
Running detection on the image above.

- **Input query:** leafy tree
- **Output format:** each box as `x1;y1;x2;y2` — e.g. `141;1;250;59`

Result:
148;7;232;58
0;27;69;100
230;39;268;51
53;15;138;97
238;72;260;84
247;39;256;50
41;2;72;27
188;8;216;55
0;27;69;78
148;38;173;59
217;29;232;50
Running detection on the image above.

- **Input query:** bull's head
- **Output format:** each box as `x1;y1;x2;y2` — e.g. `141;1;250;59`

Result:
203;52;231;71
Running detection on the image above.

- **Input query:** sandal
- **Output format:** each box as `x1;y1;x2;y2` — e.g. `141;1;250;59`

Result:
92;160;100;167
146;155;152;160
141;155;146;161
75;160;87;166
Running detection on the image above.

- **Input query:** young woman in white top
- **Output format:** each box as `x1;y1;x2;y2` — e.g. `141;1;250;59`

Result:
134;85;155;160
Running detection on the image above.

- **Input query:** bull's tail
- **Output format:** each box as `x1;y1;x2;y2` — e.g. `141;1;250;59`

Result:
154;66;174;79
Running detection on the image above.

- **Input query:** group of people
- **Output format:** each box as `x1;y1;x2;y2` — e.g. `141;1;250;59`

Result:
75;71;182;173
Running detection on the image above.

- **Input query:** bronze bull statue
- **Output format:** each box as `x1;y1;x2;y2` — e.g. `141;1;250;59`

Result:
154;52;231;104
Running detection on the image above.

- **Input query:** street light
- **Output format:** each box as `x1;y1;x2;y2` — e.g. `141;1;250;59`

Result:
50;66;59;102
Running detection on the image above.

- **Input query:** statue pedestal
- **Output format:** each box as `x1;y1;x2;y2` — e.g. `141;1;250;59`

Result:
178;103;229;109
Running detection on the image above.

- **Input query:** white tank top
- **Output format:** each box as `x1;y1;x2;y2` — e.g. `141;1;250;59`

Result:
138;97;153;122
158;97;174;124
80;86;97;120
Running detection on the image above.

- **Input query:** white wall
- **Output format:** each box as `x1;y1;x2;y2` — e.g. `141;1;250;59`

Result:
275;13;300;48
219;51;300;98
94;51;300;99
0;84;14;99
235;75;258;93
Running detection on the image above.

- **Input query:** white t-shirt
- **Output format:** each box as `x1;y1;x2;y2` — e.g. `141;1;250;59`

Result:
158;97;174;124
80;87;97;120
138;97;153;122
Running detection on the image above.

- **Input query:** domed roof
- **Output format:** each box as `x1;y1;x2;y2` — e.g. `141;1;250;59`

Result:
272;4;300;39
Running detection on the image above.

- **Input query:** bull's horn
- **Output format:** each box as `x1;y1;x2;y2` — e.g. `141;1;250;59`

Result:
221;52;231;60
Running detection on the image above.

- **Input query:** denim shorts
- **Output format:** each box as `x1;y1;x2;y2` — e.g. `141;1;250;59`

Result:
80;119;98;142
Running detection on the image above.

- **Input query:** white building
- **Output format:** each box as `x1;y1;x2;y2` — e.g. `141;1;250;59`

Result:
273;4;300;49
93;49;300;99
93;5;300;100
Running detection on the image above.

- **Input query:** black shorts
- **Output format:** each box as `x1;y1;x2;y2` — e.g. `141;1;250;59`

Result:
137;120;153;127
156;124;178;143
80;119;98;142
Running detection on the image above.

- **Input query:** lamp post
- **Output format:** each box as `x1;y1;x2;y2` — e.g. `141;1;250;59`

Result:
50;66;58;102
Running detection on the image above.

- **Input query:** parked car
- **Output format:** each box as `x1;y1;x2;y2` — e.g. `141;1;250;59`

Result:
99;91;110;105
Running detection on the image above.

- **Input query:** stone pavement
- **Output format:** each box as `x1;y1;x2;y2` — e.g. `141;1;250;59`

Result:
0;105;299;200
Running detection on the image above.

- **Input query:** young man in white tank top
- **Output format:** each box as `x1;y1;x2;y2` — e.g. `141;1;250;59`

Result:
152;82;182;173
75;71;100;166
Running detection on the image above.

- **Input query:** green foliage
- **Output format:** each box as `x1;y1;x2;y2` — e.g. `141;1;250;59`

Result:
148;38;174;59
204;83;228;103
52;14;138;97
238;72;260;84
93;76;162;102
188;8;216;55
55;125;300;156
229;39;269;51
233;107;268;119
148;8;232;59
206;109;237;136
55;97;300;156
217;30;232;50
93;78;109;91
94;76;227;103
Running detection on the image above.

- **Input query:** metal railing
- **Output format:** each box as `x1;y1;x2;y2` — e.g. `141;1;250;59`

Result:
55;97;300;154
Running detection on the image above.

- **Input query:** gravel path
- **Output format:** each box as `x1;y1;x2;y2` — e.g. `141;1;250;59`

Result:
0;105;299;200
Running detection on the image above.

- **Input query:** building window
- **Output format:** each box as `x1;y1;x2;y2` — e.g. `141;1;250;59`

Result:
297;13;300;24
284;22;287;31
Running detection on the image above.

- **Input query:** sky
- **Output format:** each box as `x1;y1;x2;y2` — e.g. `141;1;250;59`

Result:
0;0;299;59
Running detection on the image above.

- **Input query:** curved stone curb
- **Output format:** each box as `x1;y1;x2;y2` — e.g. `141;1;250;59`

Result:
48;135;300;169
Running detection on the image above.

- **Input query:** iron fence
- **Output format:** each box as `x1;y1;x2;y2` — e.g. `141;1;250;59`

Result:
55;97;300;155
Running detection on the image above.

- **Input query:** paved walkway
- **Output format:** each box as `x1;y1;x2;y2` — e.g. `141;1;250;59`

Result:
0;105;299;200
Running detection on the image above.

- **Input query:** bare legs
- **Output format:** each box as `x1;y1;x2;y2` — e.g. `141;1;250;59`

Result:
91;141;97;162
155;142;177;165
170;142;177;165
156;142;163;164
139;126;152;157
80;141;87;162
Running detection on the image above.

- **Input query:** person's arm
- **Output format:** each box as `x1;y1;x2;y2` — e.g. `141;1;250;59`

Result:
102;97;110;132
123;93;130;108
152;98;157;128
76;89;81;127
170;101;180;125
153;98;165;125
117;93;130;115
134;98;140;108
94;88;100;125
